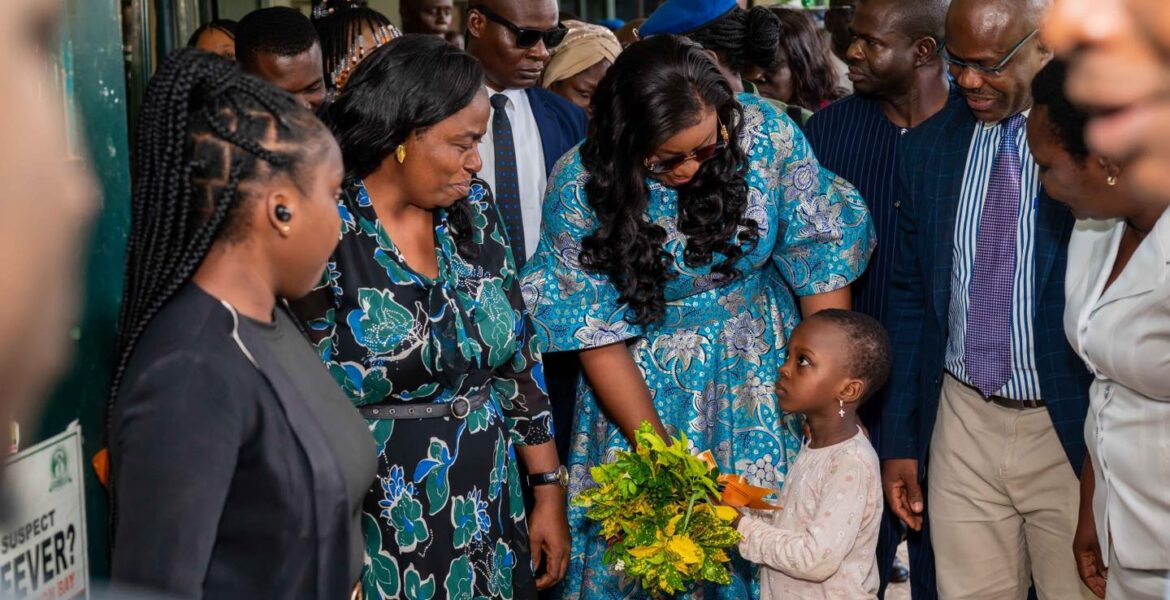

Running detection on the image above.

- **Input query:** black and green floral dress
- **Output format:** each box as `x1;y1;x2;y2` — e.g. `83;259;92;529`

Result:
291;178;554;600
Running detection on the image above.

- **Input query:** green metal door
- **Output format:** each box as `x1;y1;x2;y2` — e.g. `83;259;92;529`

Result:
35;0;133;579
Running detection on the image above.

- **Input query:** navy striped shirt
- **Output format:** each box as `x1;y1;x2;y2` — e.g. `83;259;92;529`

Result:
804;95;904;321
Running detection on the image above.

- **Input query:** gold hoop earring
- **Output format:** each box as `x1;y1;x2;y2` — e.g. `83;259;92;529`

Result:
1107;174;1118;187
395;145;407;164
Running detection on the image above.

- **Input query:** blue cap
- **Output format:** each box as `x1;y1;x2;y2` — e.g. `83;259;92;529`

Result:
639;0;738;37
599;18;625;31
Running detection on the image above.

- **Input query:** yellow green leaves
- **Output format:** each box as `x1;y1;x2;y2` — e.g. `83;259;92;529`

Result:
573;422;742;596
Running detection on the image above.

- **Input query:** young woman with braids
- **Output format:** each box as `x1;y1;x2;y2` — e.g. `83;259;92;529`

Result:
311;0;401;96
289;35;568;599
521;35;875;599
107;49;375;598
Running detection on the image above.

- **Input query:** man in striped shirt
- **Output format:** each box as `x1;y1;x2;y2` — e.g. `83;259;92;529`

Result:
804;0;952;596
880;0;1094;598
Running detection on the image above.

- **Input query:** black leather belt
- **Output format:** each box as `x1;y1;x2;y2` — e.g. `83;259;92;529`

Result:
987;395;1046;410
358;387;491;420
951;376;1045;409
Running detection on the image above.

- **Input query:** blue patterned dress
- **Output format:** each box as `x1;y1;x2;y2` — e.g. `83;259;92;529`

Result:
520;94;875;599
291;179;554;600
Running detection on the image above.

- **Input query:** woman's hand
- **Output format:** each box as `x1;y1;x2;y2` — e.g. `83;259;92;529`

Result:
579;342;667;444
1075;459;1106;598
527;486;570;590
1074;506;1106;598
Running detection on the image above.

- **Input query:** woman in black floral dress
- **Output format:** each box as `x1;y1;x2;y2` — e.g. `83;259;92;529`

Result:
291;36;569;600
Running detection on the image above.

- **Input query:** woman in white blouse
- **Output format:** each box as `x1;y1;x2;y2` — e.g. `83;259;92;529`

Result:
1027;59;1170;599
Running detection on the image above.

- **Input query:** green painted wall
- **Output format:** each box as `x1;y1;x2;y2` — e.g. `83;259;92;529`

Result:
36;0;133;579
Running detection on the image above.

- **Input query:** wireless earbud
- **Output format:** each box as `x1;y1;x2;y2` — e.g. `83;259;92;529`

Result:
275;205;292;222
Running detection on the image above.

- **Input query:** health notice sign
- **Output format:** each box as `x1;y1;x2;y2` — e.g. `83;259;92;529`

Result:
0;421;88;599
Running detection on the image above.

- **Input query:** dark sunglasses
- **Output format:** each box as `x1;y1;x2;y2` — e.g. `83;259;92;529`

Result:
469;5;568;50
644;121;731;175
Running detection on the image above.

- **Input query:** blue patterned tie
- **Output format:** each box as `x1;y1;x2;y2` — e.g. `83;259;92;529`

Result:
964;114;1026;397
490;93;526;268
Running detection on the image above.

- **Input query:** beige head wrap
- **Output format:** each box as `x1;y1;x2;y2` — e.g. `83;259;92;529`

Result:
542;21;622;88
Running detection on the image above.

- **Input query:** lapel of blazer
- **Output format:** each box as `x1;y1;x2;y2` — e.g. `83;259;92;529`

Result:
235;313;350;598
928;102;977;327
1034;188;1074;297
525;87;558;176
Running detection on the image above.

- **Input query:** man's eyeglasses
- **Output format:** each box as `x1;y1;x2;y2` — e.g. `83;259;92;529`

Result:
469;5;568;50
941;29;1038;77
644;121;731;175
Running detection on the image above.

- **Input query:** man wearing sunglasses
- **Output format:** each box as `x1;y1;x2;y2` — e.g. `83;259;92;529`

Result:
466;0;588;467
881;0;1095;598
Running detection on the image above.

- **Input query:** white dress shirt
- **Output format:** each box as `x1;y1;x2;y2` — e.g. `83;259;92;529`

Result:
1064;210;1170;570
477;87;547;259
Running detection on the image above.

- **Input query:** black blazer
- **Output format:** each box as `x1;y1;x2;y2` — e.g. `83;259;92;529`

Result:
109;284;364;599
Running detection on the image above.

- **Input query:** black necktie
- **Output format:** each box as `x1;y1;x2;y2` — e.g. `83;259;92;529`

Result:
490;93;526;268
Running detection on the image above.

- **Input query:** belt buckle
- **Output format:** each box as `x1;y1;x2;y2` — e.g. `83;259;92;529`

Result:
450;396;472;419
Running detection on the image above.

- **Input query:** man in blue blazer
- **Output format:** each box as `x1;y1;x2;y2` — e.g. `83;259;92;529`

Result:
880;0;1093;597
467;0;587;464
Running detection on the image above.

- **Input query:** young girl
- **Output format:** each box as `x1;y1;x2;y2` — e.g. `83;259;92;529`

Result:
736;309;890;599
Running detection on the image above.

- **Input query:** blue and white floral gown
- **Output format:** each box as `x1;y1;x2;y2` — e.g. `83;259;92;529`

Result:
520;93;875;599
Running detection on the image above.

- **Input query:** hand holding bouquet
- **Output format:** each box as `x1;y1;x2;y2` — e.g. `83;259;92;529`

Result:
573;422;778;595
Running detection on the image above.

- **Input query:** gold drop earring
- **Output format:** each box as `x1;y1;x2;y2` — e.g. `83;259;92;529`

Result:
838;399;845;418
396;144;407;164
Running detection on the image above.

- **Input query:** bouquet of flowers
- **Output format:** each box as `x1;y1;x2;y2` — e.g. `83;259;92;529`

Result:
573;422;778;596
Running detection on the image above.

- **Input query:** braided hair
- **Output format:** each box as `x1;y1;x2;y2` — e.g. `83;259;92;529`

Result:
579;35;756;324
686;6;782;75
312;0;400;91
109;49;329;432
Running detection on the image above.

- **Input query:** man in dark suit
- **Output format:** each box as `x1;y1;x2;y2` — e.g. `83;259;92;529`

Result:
466;0;587;463
881;0;1094;597
804;0;952;594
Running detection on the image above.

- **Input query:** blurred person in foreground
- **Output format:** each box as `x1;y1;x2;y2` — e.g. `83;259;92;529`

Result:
0;0;95;459
1046;0;1170;209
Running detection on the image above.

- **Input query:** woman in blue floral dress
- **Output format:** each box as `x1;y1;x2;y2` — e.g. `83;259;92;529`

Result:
520;37;874;599
291;37;569;600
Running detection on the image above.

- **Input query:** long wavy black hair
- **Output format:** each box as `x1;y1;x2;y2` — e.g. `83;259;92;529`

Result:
326;35;483;257
580;35;755;324
109;49;329;504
